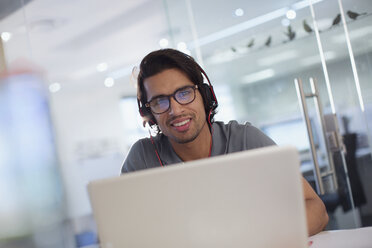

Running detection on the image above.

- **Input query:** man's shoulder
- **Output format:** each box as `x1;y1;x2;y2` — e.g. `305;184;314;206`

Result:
213;120;275;149
121;137;152;173
121;134;167;174
126;137;149;153
127;133;169;155
213;120;255;133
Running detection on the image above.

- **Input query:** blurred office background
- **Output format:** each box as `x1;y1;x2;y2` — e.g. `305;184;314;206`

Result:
0;0;371;247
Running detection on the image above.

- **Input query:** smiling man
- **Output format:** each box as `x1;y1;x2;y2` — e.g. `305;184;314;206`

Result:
121;48;328;236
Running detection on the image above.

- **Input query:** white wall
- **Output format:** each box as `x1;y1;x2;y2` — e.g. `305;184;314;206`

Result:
49;77;136;219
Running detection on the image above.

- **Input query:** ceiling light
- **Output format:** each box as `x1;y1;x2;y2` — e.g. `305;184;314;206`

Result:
104;77;115;88
286;9;296;20
235;8;244;17
159;38;169;48
177;42;187;51
49;82;61;93
1;32;12;42
96;63;108;72
177;42;191;55
242;69;275;84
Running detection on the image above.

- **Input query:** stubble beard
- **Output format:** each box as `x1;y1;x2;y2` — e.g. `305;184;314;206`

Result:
166;115;207;144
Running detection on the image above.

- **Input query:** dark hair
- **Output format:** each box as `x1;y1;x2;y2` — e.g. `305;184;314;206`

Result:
137;48;217;130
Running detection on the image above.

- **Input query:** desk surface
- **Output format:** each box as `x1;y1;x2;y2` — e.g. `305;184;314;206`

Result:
309;226;372;248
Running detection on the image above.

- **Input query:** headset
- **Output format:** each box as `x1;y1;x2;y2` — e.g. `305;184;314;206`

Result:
137;64;218;124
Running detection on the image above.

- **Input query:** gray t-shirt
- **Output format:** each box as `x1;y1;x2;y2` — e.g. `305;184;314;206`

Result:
121;120;275;173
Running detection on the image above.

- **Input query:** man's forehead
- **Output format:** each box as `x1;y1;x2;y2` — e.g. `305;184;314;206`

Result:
143;70;194;98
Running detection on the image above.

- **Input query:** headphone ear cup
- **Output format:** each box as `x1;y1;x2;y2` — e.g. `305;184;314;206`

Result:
138;99;157;125
199;84;217;111
139;106;150;117
140;107;157;123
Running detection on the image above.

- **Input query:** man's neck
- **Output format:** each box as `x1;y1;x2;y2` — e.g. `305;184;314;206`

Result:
170;122;212;162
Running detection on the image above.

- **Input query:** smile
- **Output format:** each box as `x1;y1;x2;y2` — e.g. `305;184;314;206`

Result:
172;119;190;127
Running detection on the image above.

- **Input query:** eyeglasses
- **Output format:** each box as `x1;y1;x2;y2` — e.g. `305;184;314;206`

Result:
145;85;198;114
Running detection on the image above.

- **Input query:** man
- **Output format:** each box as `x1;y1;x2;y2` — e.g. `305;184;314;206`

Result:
122;48;328;236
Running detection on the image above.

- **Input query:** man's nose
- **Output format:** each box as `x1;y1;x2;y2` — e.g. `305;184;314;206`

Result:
168;97;184;115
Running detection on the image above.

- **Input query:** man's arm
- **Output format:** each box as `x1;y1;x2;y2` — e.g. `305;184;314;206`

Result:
302;177;329;236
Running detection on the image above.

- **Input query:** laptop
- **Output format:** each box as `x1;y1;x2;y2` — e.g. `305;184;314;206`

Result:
88;146;308;248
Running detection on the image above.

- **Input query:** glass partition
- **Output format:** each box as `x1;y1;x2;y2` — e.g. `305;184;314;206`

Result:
165;0;372;230
312;0;372;228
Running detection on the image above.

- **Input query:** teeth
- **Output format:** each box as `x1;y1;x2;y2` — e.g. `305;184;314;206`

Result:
173;119;190;127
